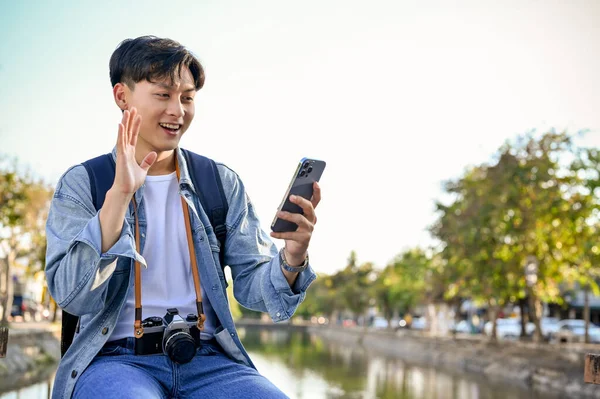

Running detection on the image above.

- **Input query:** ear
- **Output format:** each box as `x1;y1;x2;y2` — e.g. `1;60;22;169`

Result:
113;83;130;111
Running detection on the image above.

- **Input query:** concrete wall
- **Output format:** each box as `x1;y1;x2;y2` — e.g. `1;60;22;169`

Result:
310;326;600;398
0;326;60;394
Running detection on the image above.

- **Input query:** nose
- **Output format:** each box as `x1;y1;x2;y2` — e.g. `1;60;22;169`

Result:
166;97;184;118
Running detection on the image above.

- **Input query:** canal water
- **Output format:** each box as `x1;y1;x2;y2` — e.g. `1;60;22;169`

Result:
0;328;563;399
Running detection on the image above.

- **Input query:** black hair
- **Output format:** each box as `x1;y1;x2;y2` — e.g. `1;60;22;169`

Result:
109;36;204;90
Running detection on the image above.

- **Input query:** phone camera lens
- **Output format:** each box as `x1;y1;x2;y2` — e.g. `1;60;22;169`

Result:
303;162;310;169
307;167;313;173
299;170;306;177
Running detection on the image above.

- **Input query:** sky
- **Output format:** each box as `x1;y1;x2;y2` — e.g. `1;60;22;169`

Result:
1;0;599;275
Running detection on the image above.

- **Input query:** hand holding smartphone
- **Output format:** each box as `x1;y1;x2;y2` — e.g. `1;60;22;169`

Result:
271;158;326;233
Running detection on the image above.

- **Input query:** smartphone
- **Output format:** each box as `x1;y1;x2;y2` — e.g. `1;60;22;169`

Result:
271;158;326;233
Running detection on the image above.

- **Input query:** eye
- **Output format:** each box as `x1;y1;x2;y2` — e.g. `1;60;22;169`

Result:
184;96;194;102
155;93;169;98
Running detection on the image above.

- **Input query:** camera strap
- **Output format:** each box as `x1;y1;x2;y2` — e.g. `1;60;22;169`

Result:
131;152;207;339
132;199;144;338
175;157;207;332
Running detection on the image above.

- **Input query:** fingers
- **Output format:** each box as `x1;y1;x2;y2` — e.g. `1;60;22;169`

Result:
276;210;314;232
140;152;157;171
122;109;130;144
117;123;125;154
311;182;321;209
270;230;309;241
289;195;316;223
130;114;142;147
117;108;142;151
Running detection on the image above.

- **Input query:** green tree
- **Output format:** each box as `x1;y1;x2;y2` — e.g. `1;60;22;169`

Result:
431;131;598;342
339;253;374;324
432;163;514;339
381;249;432;324
0;157;53;326
296;274;340;322
562;143;600;342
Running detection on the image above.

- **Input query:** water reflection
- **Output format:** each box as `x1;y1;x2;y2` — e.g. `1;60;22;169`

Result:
240;328;560;399
0;377;52;399
1;329;565;399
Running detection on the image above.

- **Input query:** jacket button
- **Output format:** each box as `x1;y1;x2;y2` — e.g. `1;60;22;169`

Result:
102;327;109;335
71;370;78;378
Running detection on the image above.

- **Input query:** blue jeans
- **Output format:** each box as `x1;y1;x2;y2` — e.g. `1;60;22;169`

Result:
72;338;288;398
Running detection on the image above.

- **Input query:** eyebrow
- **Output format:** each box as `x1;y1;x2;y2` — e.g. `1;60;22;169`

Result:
154;82;196;92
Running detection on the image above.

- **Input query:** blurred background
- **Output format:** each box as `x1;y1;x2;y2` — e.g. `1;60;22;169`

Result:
1;0;599;398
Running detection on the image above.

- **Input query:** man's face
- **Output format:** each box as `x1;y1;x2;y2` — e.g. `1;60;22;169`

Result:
120;66;196;153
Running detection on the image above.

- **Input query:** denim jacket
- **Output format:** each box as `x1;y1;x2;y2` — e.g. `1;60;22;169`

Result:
45;147;316;399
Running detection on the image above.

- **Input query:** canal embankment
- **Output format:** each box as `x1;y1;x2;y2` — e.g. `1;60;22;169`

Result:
5;321;600;398
309;325;600;398
0;324;60;394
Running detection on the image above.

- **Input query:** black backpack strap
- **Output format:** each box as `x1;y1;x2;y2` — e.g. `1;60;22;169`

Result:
181;149;229;267
60;312;79;358
61;154;115;358
82;153;116;210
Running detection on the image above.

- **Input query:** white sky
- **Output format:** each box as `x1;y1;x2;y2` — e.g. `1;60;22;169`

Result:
1;0;599;274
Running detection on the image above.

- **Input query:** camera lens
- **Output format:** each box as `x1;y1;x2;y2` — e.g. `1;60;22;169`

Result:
164;331;196;364
307;167;313;173
299;170;306;177
303;162;310;169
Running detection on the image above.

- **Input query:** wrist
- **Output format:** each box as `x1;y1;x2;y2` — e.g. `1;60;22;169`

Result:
283;248;307;267
107;187;134;205
280;249;309;273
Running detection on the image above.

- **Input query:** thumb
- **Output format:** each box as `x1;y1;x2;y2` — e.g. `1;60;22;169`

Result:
140;152;157;171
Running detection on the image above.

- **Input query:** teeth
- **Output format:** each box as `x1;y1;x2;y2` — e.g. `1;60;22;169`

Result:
160;123;180;130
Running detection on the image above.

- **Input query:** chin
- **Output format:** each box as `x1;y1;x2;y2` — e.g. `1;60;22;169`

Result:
148;140;180;153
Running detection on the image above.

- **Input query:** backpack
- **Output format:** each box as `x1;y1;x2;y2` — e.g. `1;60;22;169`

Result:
60;149;228;357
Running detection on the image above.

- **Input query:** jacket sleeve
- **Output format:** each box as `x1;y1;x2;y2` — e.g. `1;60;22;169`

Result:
45;165;141;316
218;165;317;322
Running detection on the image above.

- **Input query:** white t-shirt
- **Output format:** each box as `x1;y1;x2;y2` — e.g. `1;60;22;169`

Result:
111;172;217;341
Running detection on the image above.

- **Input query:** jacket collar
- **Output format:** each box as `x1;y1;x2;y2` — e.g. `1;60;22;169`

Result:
110;146;198;205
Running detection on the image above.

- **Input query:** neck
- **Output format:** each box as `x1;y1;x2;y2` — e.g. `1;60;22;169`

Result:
144;149;177;176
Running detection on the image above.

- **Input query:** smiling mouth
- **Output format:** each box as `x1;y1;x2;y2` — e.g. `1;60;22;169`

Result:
159;122;182;133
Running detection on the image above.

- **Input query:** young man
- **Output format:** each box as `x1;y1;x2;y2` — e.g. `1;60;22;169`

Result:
45;36;320;399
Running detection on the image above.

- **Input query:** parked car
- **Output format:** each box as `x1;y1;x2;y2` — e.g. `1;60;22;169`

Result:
11;295;43;322
554;325;600;344
539;317;560;339
341;319;357;328
410;317;427;330
550;319;586;341
553;319;600;343
372;317;389;329
484;318;535;340
451;320;474;334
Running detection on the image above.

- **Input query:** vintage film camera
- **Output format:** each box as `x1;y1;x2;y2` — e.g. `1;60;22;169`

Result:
135;308;201;364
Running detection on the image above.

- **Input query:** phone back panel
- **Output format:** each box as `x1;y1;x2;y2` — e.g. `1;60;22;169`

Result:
271;158;326;232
